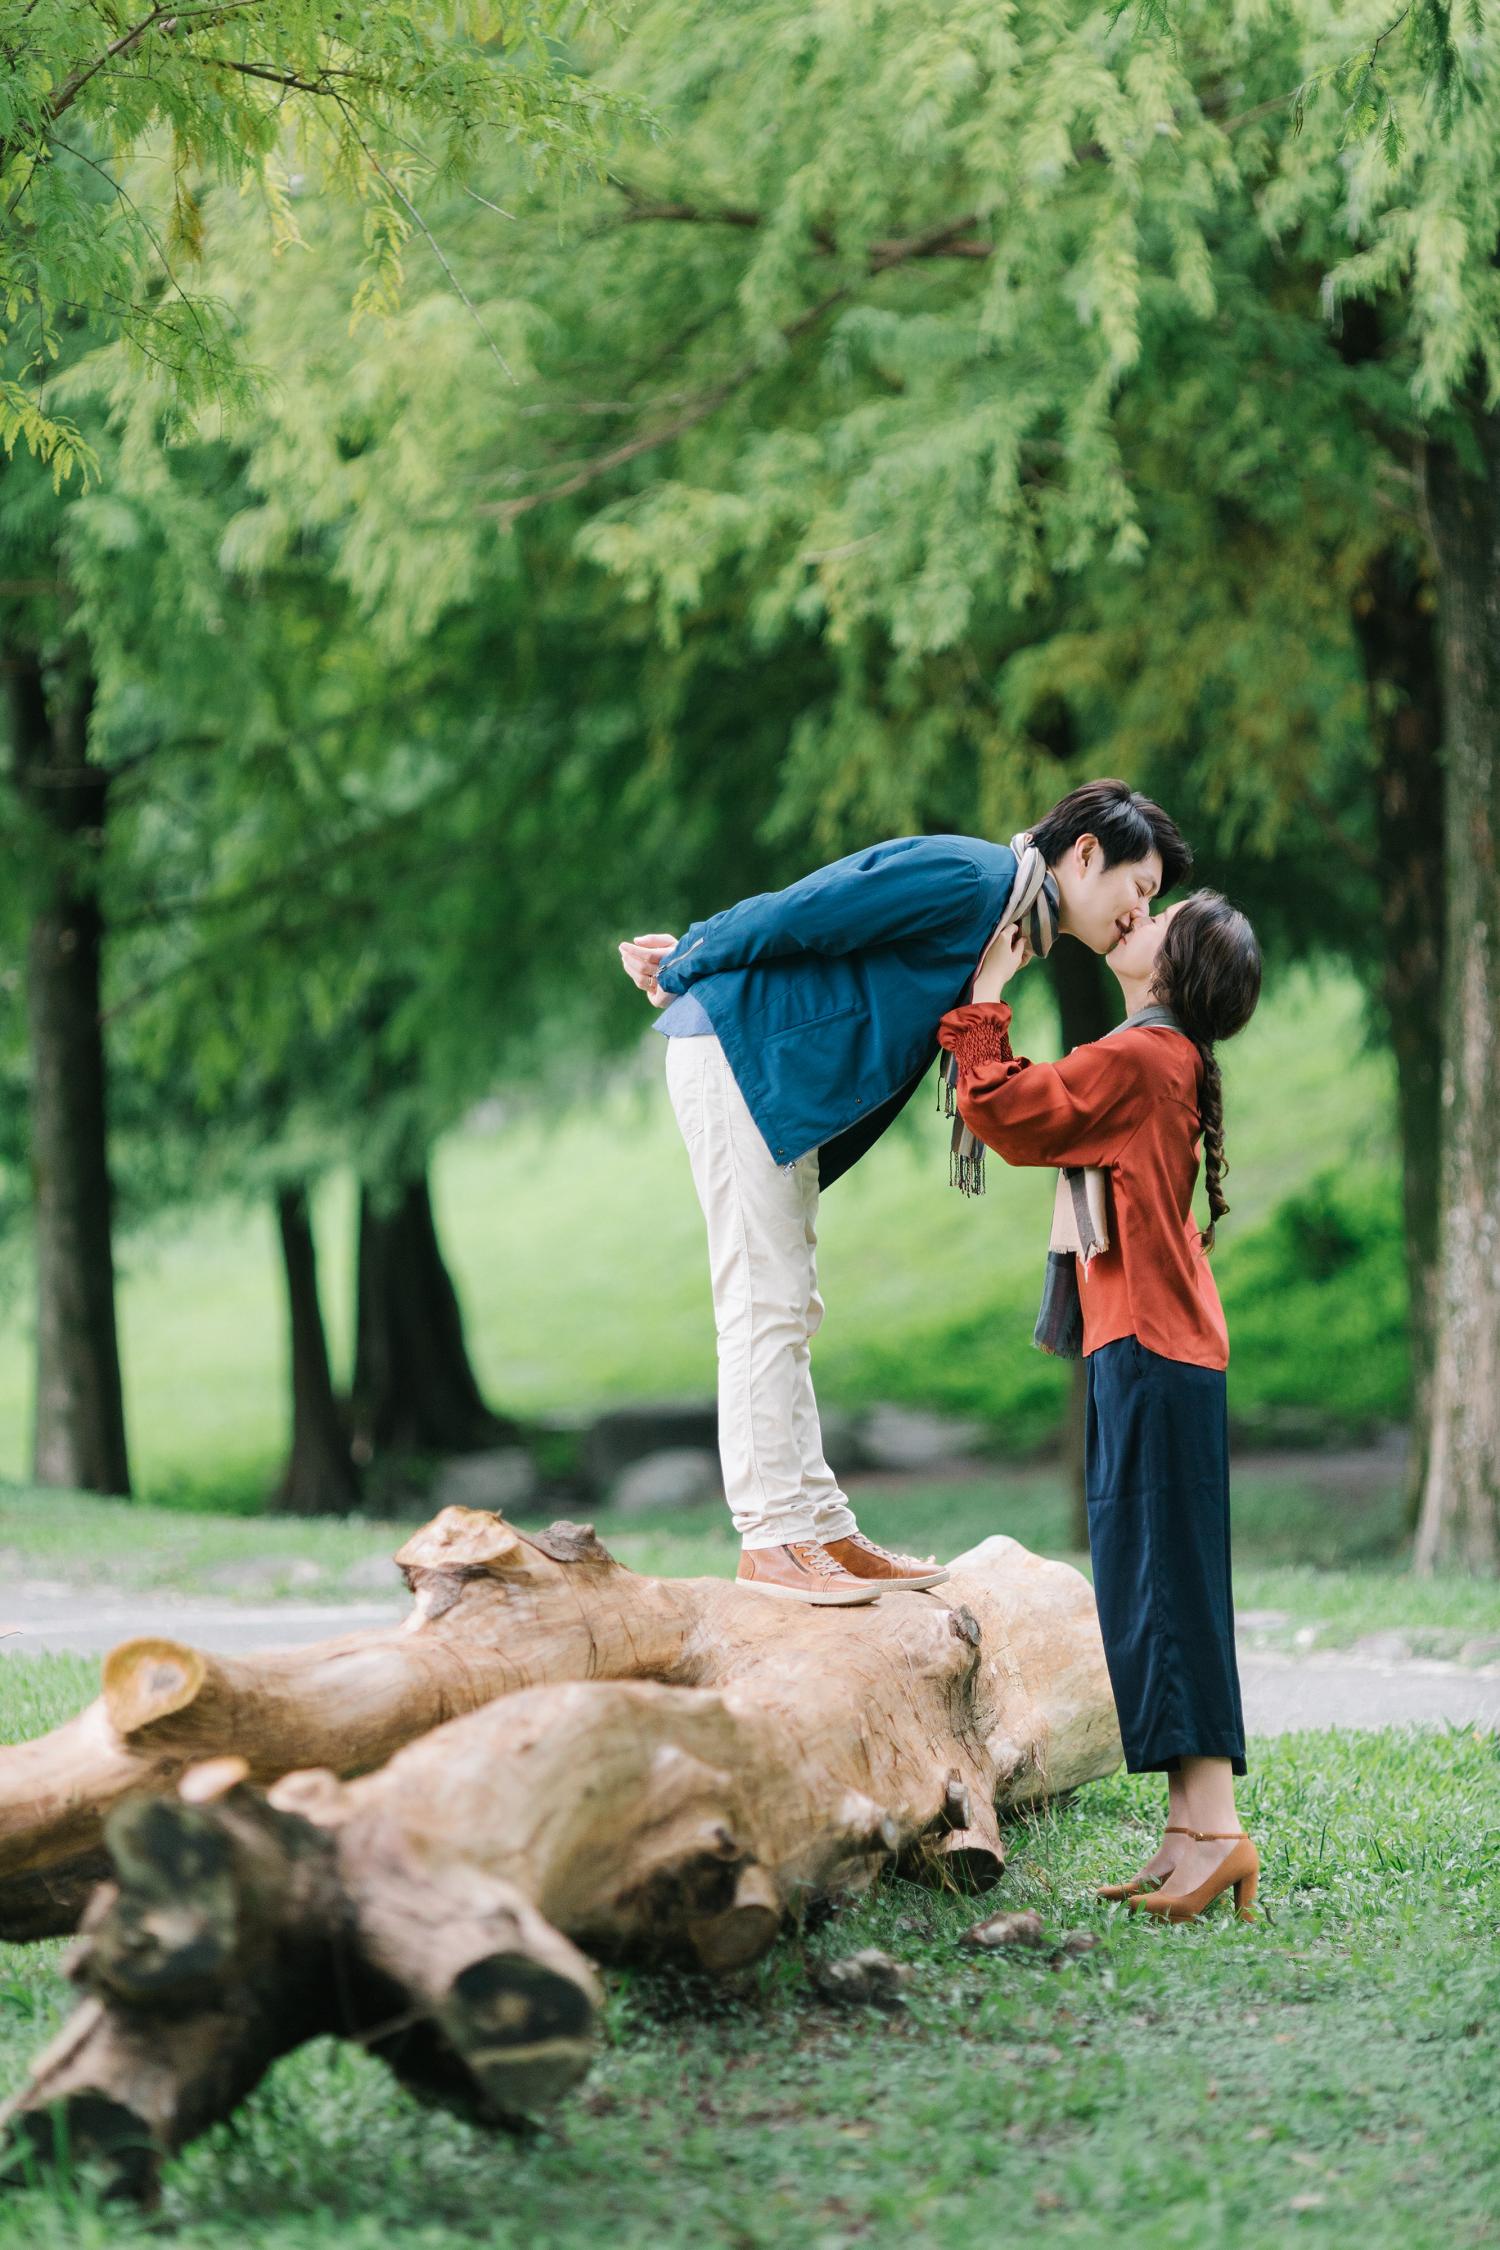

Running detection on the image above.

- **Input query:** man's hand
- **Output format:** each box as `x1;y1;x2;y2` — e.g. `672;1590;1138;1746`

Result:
971;921;1031;1006
619;932;679;1007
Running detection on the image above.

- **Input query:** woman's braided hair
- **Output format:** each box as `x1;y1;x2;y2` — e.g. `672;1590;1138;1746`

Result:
1148;891;1263;1250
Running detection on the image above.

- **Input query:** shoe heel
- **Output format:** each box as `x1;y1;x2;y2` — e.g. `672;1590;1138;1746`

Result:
1234;1865;1259;1923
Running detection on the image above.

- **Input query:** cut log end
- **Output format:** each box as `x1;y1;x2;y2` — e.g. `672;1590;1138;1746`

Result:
930;1825;1007;1894
441;1951;599;2116
393;1508;528;1581
685;1862;782;1973
395;1508;621;1599
100;1640;207;1737
83;1798;242;2009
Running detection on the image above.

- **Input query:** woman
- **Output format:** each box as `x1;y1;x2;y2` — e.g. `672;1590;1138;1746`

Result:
937;891;1263;1924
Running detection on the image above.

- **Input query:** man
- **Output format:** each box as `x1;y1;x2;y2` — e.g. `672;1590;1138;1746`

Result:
620;780;1191;1606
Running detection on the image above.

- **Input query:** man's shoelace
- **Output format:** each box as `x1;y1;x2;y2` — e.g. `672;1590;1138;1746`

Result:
788;1541;851;1579
849;1531;934;1569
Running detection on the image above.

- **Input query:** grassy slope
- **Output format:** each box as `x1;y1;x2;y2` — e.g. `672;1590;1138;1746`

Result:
0;1655;1493;2250
0;971;1400;1511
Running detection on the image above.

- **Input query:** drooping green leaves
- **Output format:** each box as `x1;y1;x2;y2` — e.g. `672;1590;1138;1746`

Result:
0;0;639;468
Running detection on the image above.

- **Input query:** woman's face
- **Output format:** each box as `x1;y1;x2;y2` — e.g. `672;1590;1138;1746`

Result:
1108;898;1184;985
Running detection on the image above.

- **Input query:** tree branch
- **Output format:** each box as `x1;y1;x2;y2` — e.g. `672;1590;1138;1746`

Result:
188;54;371;94
44;5;175;127
483;211;991;523
46;0;280;122
606;183;992;264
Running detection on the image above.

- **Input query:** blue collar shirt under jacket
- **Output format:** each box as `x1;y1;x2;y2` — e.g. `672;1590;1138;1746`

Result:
654;834;1020;1189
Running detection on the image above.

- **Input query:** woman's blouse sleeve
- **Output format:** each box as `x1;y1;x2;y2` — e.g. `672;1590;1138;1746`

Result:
936;1001;1155;1170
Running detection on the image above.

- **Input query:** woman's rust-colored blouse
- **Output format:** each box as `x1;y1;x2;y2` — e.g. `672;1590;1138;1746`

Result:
937;1000;1229;1371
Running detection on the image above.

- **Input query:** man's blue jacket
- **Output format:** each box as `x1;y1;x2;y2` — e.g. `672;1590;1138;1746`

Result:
656;833;1019;1188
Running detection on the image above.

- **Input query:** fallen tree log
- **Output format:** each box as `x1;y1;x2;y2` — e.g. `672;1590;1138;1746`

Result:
0;1510;1114;1940
0;1521;1118;2197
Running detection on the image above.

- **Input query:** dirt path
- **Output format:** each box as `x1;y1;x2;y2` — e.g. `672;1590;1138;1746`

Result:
3;1590;1498;1734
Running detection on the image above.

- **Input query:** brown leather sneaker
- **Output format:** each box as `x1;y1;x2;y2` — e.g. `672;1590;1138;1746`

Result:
737;1541;883;1605
822;1532;950;1591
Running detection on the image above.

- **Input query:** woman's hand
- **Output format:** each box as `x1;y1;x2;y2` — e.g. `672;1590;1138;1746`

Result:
619;932;679;1006
971;921;1031;1006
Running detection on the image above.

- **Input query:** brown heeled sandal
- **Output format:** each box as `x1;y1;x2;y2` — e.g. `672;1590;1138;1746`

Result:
1128;1829;1259;1924
1095;1824;1197;1901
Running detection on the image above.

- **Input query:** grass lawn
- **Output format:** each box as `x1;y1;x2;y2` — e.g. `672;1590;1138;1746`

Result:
0;1671;1493;2249
0;1457;1494;2246
0;970;1403;1513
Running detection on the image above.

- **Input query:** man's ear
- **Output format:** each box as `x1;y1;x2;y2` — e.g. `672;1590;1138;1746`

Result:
1074;832;1098;872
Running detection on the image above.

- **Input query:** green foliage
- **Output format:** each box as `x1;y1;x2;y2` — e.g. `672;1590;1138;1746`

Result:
4;0;1495;1494
1119;0;1488;156
0;380;96;489
0;0;639;463
1217;1169;1410;1431
0;967;1402;1501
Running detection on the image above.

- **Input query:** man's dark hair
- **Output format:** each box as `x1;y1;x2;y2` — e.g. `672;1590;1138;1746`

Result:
1028;778;1192;892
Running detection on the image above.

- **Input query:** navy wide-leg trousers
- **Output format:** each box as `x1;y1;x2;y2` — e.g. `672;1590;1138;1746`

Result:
1084;1336;1247;1776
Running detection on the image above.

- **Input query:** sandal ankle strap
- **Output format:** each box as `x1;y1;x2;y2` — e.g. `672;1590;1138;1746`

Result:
1164;1826;1250;1842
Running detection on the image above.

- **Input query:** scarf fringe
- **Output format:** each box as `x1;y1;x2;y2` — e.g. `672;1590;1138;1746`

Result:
950;1146;986;1196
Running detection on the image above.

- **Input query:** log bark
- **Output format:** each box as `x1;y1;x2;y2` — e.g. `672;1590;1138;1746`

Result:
272;1184;362;1516
0;1514;1118;2194
1414;418;1500;1574
8;652;130;1496
352;1172;515;1460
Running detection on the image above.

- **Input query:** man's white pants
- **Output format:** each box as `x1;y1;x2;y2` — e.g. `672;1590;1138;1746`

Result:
666;1035;859;1550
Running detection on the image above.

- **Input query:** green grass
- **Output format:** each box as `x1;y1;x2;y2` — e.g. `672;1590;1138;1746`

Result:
0;1483;401;1603
0;1697;1493;2249
0;970;1404;1511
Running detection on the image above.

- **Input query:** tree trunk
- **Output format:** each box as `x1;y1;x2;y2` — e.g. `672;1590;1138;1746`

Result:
352;1171;513;1459
1048;938;1120;1548
272;1185;362;1516
0;1511;1119;2193
9;653;130;1497
1413;417;1500;1574
1352;547;1446;1522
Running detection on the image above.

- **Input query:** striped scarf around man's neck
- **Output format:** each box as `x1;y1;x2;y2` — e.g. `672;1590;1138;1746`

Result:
940;830;1061;1194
